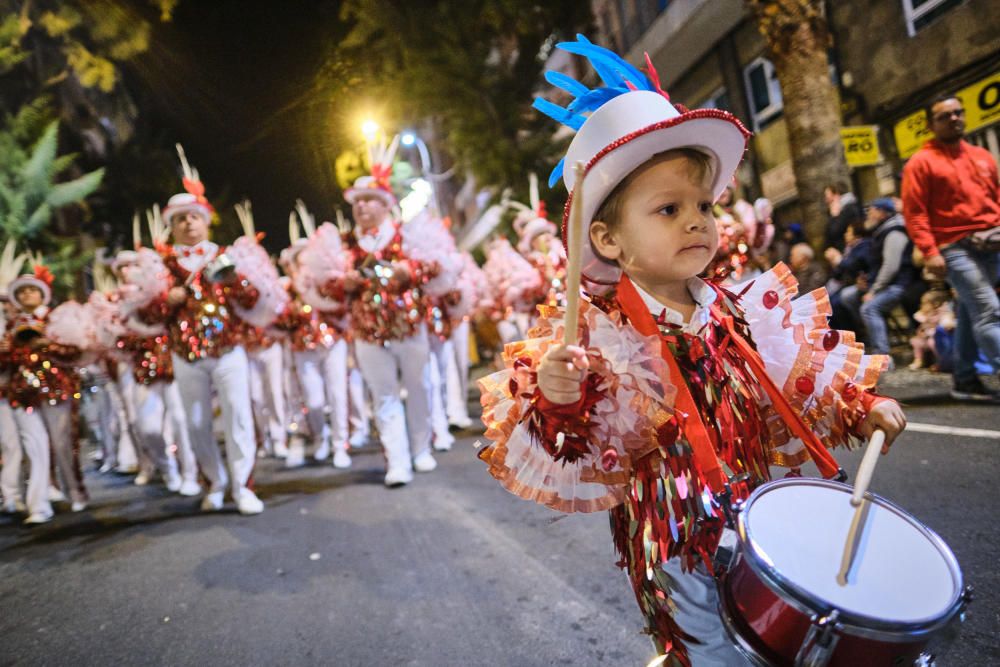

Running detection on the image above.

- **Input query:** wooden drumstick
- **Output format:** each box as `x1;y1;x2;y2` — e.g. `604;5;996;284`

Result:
838;429;885;586
563;161;585;347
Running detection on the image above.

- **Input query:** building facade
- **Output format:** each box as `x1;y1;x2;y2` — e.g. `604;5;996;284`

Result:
592;0;1000;223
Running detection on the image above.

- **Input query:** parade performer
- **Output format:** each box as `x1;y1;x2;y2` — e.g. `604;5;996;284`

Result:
137;146;285;515
482;236;543;344
329;135;441;486
277;201;353;469
234;201;290;462
3;260;90;523
477;36;907;665
0;240;27;514
114;211;200;496
513;173;568;312
444;251;489;430
709;183;756;282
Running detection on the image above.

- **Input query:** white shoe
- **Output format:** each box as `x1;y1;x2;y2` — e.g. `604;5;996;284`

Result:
235;489;264;515
449;416;473;430
200;491;224;512
313;439;331;462
98;461;115;473
349;431;369;448
332;448;352;469
433;432;454;452
134;471;151;486
178;479;202;497
2;499;25;514
23;511;53;525
47;486;66;503
384;465;413;487
273;442;289;459
71;501;88;513
413;450;438;473
285;451;306;468
115;464;138;474
165;472;182;493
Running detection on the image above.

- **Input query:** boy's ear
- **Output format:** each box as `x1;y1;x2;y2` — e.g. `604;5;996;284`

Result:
589;220;622;263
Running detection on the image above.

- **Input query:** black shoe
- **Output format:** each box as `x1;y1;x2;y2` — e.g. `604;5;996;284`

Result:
950;377;1000;402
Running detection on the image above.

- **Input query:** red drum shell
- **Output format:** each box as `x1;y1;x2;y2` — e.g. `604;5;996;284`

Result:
719;478;965;666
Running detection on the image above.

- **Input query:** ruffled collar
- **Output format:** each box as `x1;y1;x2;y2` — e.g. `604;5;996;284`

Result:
354;217;397;254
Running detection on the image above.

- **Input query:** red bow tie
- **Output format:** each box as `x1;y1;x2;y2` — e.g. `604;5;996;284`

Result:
180;247;205;258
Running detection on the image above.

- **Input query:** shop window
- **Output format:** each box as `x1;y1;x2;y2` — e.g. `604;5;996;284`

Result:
743;57;783;131
903;0;965;37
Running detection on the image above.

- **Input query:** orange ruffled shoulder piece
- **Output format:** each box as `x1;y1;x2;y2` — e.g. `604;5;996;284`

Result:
730;262;890;463
478;299;676;513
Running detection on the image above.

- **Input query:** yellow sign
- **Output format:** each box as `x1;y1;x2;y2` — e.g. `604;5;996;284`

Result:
840;126;881;167
894;69;1000;159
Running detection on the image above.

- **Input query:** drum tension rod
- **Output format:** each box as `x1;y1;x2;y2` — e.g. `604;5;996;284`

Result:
794;609;842;667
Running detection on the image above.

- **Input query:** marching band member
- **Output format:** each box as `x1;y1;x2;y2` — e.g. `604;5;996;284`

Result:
3;262;88;523
329;136;442;486
477;37;907;665
277;202;352;469
138;147;285;515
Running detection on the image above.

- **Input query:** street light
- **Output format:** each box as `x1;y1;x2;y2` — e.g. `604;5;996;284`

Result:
398;131;437;214
401;132;416;147
361;119;380;141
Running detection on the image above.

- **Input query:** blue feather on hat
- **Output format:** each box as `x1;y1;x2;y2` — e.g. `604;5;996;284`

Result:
533;35;666;187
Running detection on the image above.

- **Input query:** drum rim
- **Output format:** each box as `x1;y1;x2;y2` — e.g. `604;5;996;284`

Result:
737;477;964;640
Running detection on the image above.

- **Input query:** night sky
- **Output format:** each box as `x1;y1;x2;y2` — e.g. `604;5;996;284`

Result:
125;0;351;248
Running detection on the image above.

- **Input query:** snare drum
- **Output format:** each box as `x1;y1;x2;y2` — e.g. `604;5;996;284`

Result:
718;478;969;666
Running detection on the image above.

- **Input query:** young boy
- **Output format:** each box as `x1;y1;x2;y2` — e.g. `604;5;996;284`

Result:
478;37;905;666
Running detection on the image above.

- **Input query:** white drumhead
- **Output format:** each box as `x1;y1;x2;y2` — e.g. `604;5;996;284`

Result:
744;480;960;623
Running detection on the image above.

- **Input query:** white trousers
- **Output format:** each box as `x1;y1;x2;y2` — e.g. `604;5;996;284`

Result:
354;326;432;470
427;335;454;445
0;399;23;504
249;342;287;452
348;351;370;439
105;376;139;471
172;347;256;495
14;402;83;511
293;339;349;449
132;381;198;484
445;319;472;425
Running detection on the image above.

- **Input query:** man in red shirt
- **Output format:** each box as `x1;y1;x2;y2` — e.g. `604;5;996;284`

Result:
902;94;1000;400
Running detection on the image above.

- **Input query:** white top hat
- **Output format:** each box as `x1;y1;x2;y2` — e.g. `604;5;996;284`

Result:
9;268;53;306
162;192;212;225
536;35;750;284
344;134;400;207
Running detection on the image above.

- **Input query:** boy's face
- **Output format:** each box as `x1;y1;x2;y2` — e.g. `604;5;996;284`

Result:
352;194;389;231
14;285;43;310
590;156;718;286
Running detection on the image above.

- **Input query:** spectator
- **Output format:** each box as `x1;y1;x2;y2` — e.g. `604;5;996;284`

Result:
842;198;917;360
789;243;828;294
910;289;955;370
902;92;1000;401
824;181;864;252
825;222;872;332
773;222;805;266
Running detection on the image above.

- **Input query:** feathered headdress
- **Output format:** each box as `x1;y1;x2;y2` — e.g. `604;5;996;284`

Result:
534;34;750;284
511;173;557;254
163;144;216;225
344;134;400;206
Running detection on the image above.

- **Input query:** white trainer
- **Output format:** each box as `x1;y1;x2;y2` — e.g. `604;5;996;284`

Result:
449;416;473;430
71;501;88;513
200;490;224;512
235;489;264;515
413;450;438;473
313;439;331;462
47;486;66;503
134;471;151;486
349;431;369;448
433;432;454;452
165;471;182;493
332;448;352;469
272;442;290;459
23;511;53;525
384;465;414;487
178;480;202;497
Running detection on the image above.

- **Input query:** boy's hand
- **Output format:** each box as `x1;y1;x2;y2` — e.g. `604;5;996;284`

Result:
859;399;906;454
537;344;589;405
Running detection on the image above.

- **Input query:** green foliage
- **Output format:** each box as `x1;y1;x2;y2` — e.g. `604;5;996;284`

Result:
331;1;591;207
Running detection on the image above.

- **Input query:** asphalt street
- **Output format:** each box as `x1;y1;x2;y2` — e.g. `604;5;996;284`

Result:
0;368;997;666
